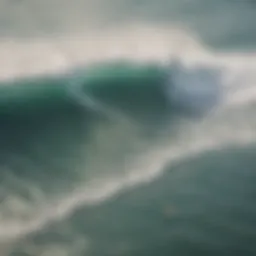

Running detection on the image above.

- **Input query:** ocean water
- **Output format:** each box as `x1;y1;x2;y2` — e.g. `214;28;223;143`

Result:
0;1;256;255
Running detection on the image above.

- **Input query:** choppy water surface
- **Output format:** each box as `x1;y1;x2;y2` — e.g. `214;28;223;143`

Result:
0;1;256;255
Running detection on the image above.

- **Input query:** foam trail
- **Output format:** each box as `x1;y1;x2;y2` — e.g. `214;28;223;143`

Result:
1;24;256;244
0;106;256;242
223;68;256;106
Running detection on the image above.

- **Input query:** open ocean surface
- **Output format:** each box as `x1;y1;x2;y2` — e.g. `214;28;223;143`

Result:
0;0;256;255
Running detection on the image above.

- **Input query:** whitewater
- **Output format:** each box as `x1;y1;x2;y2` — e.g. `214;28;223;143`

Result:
0;1;256;255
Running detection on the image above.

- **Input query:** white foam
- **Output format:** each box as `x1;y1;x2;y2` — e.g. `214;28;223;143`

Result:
0;24;254;77
1;24;256;244
0;104;256;243
0;24;255;107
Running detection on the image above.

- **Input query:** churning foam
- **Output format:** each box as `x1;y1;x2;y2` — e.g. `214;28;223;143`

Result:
0;24;254;75
0;24;255;106
0;24;256;243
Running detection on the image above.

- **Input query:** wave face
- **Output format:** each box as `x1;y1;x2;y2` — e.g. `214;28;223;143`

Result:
1;1;256;255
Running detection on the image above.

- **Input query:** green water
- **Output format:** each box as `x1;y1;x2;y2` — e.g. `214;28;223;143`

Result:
0;1;256;256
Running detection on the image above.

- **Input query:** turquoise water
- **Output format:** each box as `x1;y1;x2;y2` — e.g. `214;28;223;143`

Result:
0;1;256;255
